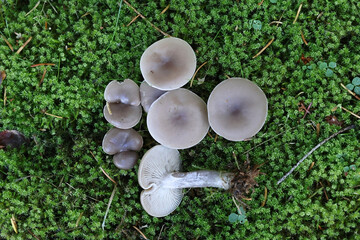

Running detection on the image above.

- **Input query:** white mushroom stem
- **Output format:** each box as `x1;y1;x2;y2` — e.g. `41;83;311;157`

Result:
161;170;235;190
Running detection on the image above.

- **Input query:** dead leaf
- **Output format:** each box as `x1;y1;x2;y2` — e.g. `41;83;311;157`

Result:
0;130;27;149
0;70;6;85
325;115;344;126
300;54;313;65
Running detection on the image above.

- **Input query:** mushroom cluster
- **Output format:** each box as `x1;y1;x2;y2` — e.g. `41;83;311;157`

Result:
101;37;269;217
102;79;144;169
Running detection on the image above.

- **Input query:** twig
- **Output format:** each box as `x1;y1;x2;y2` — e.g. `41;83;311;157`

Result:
11;214;18;233
300;30;308;45
126;14;140;26
3;86;6;106
341;106;360;119
16;37;32;55
160;4;170;14
75;212;84;227
28;229;41;240
38;68;47;87
1;35;14;51
123;0;170;37
340;83;360;100
105;0;123;52
25;0;41;16
106;102;112;115
252;38;275;59
102;184;117;230
258;0;264;6
269;21;283;25
190;61;207;87
261;187;268;207
293;3;303;24
31;63;55;67
133;226;149;239
44;111;63;119
277;124;356;185
100;167;117;184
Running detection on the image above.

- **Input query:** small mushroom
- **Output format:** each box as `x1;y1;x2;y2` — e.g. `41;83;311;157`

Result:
146;88;209;149
139;81;166;113
104;79;140;106
102;128;143;169
140;37;197;91
207;78;268;141
138;145;235;217
103;79;142;129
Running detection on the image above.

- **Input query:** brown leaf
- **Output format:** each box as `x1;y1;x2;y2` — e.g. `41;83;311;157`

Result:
300;54;313;65
0;70;6;85
325;115;344;126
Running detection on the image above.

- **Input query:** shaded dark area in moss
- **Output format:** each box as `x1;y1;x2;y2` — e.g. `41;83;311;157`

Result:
0;0;359;239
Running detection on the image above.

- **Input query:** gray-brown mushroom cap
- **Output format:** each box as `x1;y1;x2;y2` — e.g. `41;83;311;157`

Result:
140;37;196;91
138;145;183;217
102;127;143;155
113;151;139;169
140;81;167;113
147;88;209;149
207;78;268;141
103;102;142;129
104;79;140;106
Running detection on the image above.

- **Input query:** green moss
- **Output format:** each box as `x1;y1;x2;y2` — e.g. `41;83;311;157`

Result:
1;0;360;239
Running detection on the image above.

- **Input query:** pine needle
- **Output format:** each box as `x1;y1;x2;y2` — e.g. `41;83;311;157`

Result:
102;184;117;230
252;38;275;59
16;36;32;54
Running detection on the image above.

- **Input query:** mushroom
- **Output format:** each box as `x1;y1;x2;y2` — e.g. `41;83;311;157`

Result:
138;145;235;217
104;79;140;106
139;80;166;113
103;79;142;129
146;88;209;149
140;37;197;91
102;127;143;169
207;78;268;141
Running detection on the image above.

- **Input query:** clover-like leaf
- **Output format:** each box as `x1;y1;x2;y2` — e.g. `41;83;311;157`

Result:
346;84;354;91
352;77;360;86
270;0;277;3
318;62;327;70
237;214;247;224
354;87;360;95
344;166;349;172
349;165;356;171
325;69;334;77
229;213;239;223
329;62;337;68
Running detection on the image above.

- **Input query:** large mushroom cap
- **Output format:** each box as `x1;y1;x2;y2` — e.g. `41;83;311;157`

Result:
102;127;143;155
140;37;197;91
207;78;268;141
104;79;140;106
146;88;209;149
139;80;166;113
138;145;183;217
103;103;142;129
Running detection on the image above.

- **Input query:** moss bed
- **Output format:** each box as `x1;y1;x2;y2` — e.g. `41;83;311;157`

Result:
0;0;359;239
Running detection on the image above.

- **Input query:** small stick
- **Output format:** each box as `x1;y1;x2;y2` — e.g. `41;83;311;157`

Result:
123;0;170;37
106;102;112;115
252;38;275;59
25;0;41;16
28;229;40;240
300;30;308;45
341;106;360;119
100;167;117;185
160;4;170;14
293;3;303;24
16;37;32;55
38;68;47;87
157;224;165;240
319;182;329;201
214;134;218;143
307;162;315;171
261;187;268;207
269;21;283;25
31;63;55;67
133;226;149;239
1;35;14;51
258;0;264;5
126;14;140;26
102;184;117;230
190;61;207;87
277;124;356;185
44;111;63;119
340;83;360;100
3;86;7;106
75;212;84;227
11;214;18;233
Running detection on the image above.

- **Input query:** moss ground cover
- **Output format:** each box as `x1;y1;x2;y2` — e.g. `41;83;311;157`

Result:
0;0;359;239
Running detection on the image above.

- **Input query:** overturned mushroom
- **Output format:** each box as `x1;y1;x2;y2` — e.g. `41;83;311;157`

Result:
140;37;197;90
102;128;143;169
207;78;268;141
138;145;262;217
146;88;209;149
103;79;142;129
139;81;166;113
0;130;27;149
